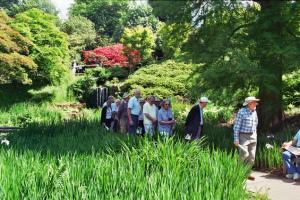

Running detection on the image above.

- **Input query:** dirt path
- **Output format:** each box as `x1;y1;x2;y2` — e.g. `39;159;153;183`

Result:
247;171;300;200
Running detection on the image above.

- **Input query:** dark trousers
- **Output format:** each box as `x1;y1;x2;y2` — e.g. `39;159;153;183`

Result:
138;120;145;136
128;114;139;135
192;125;203;140
105;118;113;129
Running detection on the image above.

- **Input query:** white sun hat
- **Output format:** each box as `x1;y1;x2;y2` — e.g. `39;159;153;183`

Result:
243;96;260;106
199;97;210;103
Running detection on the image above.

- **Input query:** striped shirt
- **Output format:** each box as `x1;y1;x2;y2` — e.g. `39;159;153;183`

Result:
233;107;258;141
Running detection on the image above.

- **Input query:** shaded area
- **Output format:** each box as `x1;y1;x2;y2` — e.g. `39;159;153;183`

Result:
4;120;140;156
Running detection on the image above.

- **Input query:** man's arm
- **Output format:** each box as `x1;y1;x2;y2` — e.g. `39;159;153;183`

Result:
233;110;242;145
185;106;196;127
282;140;297;149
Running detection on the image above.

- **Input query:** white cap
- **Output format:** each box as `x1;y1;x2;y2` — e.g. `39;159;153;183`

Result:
243;96;260;106
199;97;210;103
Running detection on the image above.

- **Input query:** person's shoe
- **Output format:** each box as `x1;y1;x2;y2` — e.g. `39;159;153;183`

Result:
286;174;294;179
247;175;255;181
293;173;300;180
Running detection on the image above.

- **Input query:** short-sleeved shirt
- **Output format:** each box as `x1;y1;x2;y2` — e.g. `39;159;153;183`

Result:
233;107;258;141
105;106;112;119
111;102;118;112
158;108;174;134
293;130;300;147
128;96;141;116
143;102;157;125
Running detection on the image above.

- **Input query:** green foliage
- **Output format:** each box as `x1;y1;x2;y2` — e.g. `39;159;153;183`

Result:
85;67;111;85
0;122;250;199
68;75;96;102
124;60;194;98
113;4;159;41
283;69;300;107
121;26;155;62
5;0;58;16
70;0;128;37
159;1;300;130
0;10;37;85
61;16;97;60
157;22;192;58
149;0;191;23
12;8;70;85
109;66;129;80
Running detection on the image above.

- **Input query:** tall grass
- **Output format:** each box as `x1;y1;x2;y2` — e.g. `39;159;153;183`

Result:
0;121;250;200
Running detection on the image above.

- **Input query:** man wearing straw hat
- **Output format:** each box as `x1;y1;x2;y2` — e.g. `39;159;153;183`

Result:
233;96;260;180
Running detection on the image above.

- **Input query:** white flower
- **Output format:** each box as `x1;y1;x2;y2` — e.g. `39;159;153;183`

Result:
1;139;10;146
267;134;275;139
265;143;273;149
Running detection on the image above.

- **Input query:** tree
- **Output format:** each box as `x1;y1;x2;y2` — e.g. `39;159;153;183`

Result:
157;22;192;59
12;8;70;85
148;0;190;22
0;0;19;10
121;26;155;62
61;16;97;60
70;0;128;37
2;0;58;16
0;10;37;85
82;44;141;68
112;4;159;41
251;1;300;131
154;1;300;131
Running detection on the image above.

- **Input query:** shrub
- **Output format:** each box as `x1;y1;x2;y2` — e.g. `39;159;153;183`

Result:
82;43;141;67
124;60;195;98
283;69;300;107
85;67;111;85
68;76;96;102
121;26;155;62
12;8;70;85
109;66;129;80
0;10;37;85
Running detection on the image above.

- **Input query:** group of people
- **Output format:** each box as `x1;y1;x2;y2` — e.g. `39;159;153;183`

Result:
100;89;177;137
101;91;300;181
100;89;211;138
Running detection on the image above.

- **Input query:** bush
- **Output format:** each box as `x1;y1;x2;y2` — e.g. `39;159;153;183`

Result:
121;26;155;62
85;67;111;85
283;69;300;107
124;60;195;98
12;8;70;85
68;76;96;102
109;66;129;80
0;10;37;85
82;43;141;67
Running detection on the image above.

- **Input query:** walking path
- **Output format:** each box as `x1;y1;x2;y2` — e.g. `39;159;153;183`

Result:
246;171;299;200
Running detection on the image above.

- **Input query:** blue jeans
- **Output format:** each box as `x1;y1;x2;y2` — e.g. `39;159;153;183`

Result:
144;124;154;137
128;114;139;135
282;150;300;174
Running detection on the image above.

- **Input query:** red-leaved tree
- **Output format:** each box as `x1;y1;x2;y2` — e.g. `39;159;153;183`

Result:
82;43;141;67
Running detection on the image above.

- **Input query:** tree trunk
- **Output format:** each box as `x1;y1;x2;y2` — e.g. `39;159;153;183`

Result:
254;1;285;132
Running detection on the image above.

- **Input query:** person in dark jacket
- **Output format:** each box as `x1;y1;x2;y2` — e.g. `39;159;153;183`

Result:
184;97;210;140
101;96;114;130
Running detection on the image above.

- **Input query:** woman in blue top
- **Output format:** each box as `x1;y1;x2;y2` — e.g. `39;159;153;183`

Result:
282;129;300;180
158;99;176;137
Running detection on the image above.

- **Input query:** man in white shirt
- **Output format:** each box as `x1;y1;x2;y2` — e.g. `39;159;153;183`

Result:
143;96;157;137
